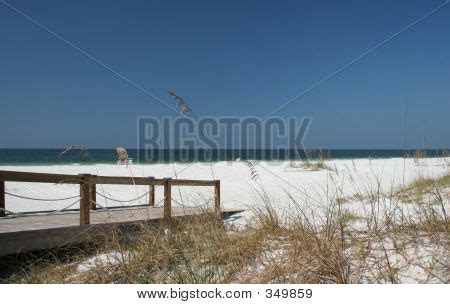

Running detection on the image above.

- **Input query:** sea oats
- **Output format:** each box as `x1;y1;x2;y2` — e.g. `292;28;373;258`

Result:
168;90;195;118
116;146;129;165
58;145;92;160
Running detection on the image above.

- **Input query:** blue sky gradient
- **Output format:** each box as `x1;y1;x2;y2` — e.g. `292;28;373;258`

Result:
0;0;449;148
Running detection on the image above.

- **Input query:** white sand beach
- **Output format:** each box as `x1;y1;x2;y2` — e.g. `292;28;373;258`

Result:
1;157;448;224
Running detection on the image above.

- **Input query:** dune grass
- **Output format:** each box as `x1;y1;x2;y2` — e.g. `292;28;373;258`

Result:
1;170;448;284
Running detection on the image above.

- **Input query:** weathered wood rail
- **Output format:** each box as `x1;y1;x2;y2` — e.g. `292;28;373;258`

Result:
0;170;221;223
0;171;246;256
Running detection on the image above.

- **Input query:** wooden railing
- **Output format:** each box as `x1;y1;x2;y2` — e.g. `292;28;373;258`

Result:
0;170;221;224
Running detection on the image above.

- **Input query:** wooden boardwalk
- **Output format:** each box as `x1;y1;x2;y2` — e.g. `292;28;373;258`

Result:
0;206;243;256
0;170;243;256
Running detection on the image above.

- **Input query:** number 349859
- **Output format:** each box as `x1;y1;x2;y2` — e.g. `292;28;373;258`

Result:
265;288;312;299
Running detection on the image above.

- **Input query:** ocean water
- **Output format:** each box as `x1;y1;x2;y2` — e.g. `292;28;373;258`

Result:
0;149;445;166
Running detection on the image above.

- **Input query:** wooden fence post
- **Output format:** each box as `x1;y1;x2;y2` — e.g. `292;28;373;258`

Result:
0;180;5;217
79;174;91;225
91;182;97;210
163;178;172;218
214;180;221;219
148;176;155;206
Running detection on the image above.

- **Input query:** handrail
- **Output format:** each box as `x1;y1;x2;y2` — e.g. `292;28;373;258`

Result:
0;170;221;224
0;170;216;186
0;170;81;184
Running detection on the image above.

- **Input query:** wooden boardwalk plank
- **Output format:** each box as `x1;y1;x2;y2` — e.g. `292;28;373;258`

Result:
0;170;238;256
0;206;244;256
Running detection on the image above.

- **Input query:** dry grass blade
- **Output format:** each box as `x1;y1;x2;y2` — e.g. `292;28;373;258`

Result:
245;160;259;181
442;142;449;158
116;146;129;166
167;90;216;179
168;90;195;118
58;145;92;160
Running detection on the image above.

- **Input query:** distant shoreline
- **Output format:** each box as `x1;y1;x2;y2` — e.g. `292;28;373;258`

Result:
0;148;447;166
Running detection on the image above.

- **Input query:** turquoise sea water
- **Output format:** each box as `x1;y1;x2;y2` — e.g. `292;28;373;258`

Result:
0;149;445;166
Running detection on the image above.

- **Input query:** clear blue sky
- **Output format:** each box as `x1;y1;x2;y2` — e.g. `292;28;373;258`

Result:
0;0;449;149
